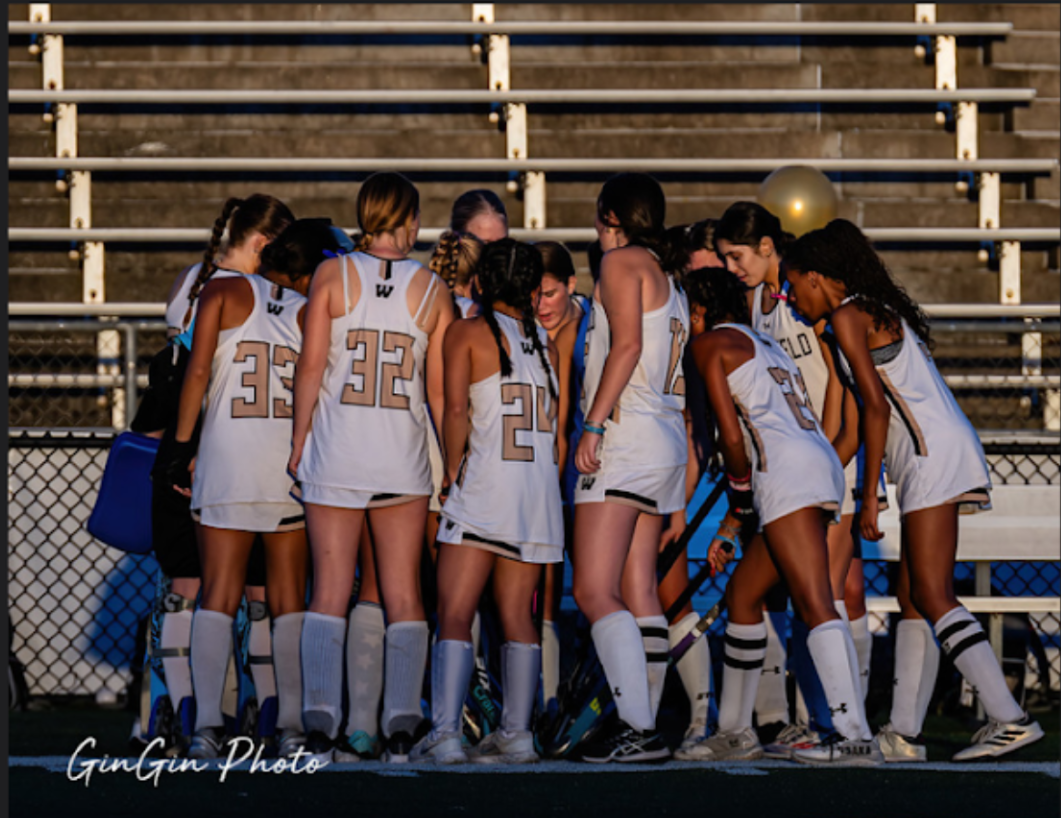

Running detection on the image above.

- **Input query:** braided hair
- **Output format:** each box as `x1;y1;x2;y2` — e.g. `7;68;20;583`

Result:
785;218;932;348
596;173;684;276
259;218;343;284
475;238;557;402
187;193;295;305
351;171;420;252
429;230;483;289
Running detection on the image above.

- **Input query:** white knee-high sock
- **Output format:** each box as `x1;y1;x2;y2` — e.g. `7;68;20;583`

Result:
247;604;277;712
300;611;346;738
160;605;194;716
670;612;713;731
849;614;873;701
590;611;654;732
541;620;561;708
935;606;1023;724
791;617;833;732
272;612;304;731
755;611;790;726
890;618;938;737
190;609;234;730
718;621;768;733
637;615;670;722
431;640;474;736
382;621;429;737
345;602;386;738
806;620;871;741
501;642;541;734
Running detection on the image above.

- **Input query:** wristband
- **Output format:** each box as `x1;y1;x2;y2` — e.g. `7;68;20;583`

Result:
715;532;738;554
583;421;607;436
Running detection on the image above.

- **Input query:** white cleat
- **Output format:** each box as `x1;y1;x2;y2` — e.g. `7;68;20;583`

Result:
677;727;763;762
876;724;927;763
792;733;884;767
952;714;1044;762
762;722;819;760
408;731;469;766
468;729;539;764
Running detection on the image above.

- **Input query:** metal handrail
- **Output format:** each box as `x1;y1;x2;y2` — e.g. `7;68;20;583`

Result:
10;303;1059;319
10;157;1056;174
9;227;1061;245
7;20;1016;37
8;87;1038;105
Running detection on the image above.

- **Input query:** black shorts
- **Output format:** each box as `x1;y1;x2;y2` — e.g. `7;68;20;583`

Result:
151;479;268;585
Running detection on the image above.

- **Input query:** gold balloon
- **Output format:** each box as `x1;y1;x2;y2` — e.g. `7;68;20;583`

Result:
757;165;838;237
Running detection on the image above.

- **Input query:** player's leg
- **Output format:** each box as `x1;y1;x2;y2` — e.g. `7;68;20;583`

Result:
621;511;669;727
261;529;309;757
844;553;873;701
468;556;544;764
573;502;667;762
903;504;1043;761
301;503;365;762
338;520;385;761
368;498;431;761
540;559;564;714
188;526;255;758
411;541;494;764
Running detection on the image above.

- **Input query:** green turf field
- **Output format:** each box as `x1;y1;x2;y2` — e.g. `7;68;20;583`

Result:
9;701;1059;818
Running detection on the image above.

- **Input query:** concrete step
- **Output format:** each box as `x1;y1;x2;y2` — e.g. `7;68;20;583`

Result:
69;110;493;133
941;4;1061;31
9;62;42;89
1011;100;1061;134
990;32;1061;68
962;65;1060;97
510;61;819;89
496;4;801;22
16;3;470;23
797;5;919;23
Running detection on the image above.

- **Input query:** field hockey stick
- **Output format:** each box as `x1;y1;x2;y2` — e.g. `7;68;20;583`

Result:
667;598;727;664
656;478;726;581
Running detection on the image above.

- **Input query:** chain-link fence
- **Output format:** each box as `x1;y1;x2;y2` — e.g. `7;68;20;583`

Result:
7;313;1060;706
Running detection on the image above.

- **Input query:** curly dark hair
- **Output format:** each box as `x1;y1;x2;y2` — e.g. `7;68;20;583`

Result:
259;218;342;283
475;238;557;401
597;173;684;276
785;218;932;347
684;265;752;329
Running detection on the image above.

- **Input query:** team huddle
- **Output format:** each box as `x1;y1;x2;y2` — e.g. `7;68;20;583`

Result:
133;170;1043;769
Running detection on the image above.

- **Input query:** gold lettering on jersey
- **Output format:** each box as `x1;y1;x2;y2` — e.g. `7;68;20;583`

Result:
536;384;559;464
380;331;415;410
232;341;270;418
341;329;379;406
767;366;818;431
664;316;687;396
500;383;535;462
272;345;298;419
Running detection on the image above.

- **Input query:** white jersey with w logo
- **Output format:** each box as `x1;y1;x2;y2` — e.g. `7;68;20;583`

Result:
720;323;844;529
192;275;305;512
298;252;440;498
438;312;563;563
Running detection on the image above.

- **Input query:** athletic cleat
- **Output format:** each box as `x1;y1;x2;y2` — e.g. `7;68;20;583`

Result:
876;724;927;762
333;730;379;762
792;732;883;767
302;730;334;766
383;719;431;763
187;726;226;760
408;731;469;765
674;719;711;760
277;728;307;759
952;714;1044;762
763;722;819;760
676;727;763;762
579;720;671;764
469;729;539;764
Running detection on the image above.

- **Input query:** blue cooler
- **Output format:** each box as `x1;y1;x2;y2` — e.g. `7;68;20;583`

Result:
86;430;161;554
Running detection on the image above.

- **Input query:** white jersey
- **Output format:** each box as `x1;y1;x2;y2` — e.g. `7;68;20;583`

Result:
841;310;991;514
192;275;305;510
454;294;476;318
439;313;564;561
298;252;438;497
752;281;829;419
722;323;844;528
581;275;690;471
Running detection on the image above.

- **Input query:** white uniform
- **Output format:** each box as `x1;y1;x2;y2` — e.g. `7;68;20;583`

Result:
575;274;690;515
191;275;306;531
841;309;991;515
454;294;477;318
722;323;844;529
753;281;863;515
437;313;564;563
298;252;438;508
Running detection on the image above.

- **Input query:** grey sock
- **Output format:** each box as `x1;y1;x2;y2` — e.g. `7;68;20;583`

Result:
500;641;541;734
190;609;233;730
272;612;304;731
300;611;346;738
382;620;429;737
431;640;474;736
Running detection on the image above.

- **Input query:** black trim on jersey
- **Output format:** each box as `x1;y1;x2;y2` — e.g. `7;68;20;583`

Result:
734;402;764;473
371;492;401;503
724;633;768;651
604;489;657;511
879;380;925;457
462;531;521;558
937;619;974;645
383;259;393;281
723;655;765;670
946;631;989;661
